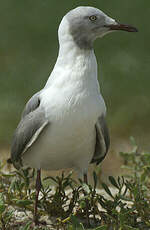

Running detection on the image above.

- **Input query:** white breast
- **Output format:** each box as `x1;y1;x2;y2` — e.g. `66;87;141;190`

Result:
22;41;106;175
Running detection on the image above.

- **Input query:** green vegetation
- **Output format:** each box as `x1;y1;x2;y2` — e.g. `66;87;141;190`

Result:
0;140;150;230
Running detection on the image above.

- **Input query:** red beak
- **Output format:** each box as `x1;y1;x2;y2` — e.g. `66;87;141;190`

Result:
105;23;138;32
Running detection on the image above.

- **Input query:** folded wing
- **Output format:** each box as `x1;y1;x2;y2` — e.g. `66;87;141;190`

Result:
91;115;110;165
11;92;49;169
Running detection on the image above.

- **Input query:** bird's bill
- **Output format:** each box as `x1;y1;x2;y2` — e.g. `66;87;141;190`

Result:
105;23;138;32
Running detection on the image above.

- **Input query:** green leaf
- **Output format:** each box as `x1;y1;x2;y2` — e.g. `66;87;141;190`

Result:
108;176;119;189
0;193;5;214
101;183;114;198
70;215;84;230
43;176;57;183
15;199;33;206
95;226;107;230
1;173;15;177
124;225;139;230
19;221;32;230
141;172;146;182
119;195;132;202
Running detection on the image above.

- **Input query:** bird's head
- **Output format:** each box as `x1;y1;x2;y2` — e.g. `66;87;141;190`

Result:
59;6;138;49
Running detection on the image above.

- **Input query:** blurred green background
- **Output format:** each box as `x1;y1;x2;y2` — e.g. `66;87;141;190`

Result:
0;0;149;151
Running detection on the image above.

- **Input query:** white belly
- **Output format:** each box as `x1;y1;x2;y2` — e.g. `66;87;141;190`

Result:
27;119;96;171
22;88;106;173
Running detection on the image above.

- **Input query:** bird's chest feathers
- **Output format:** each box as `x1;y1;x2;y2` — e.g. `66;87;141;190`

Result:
43;84;104;128
42;51;105;123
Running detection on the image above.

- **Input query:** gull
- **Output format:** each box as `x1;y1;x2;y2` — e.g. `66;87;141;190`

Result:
10;6;137;225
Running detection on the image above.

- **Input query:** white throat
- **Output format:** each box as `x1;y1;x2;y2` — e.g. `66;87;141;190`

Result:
45;16;100;95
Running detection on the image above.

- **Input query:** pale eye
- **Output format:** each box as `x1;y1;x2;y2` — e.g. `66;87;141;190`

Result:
89;15;97;21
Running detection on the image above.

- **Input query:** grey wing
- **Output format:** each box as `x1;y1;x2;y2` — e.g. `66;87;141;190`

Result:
21;91;41;118
90;115;110;165
11;92;49;169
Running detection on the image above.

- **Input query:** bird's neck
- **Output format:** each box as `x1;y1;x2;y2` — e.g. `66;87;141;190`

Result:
45;34;99;93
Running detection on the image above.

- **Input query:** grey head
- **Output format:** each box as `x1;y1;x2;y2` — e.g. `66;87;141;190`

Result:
63;6;138;49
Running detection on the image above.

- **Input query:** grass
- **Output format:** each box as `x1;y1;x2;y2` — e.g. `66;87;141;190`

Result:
0;139;150;230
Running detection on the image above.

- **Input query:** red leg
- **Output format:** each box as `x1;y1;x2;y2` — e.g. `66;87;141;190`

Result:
34;169;42;225
83;173;91;227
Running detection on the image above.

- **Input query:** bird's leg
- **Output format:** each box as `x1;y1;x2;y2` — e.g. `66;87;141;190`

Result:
83;173;91;227
34;169;42;225
84;173;88;184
